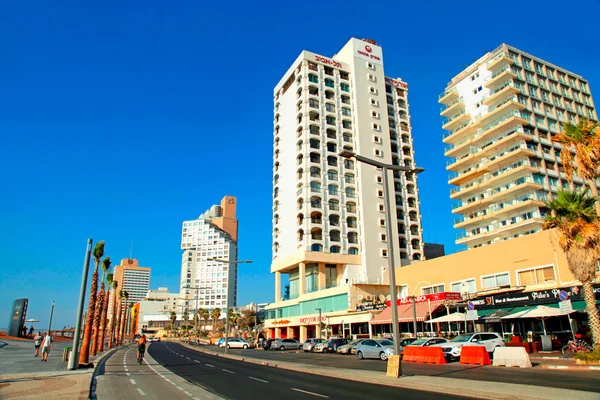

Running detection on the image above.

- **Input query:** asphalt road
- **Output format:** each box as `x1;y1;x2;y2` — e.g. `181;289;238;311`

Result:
149;342;474;400
191;343;600;393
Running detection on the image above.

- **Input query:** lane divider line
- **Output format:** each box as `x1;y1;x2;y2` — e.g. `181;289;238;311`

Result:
184;391;193;396
130;379;136;385
136;388;146;396
222;369;235;374
291;388;329;398
126;373;131;376
248;376;269;383
205;363;214;368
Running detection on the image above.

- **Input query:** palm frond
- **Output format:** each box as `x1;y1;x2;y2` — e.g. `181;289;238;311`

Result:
102;256;112;273
93;241;105;260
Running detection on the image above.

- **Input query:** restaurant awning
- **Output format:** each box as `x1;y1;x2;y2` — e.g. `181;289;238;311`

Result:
370;301;444;325
426;312;479;323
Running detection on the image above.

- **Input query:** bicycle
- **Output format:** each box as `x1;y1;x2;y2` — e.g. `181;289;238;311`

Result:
561;339;593;358
137;349;145;365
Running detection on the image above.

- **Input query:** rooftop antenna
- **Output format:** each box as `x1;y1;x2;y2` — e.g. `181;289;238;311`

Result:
129;240;134;259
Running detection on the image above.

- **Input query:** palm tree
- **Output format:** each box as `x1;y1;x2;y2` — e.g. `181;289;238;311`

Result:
544;189;600;347
80;240;105;364
198;308;209;331
129;303;136;339
114;289;124;346
211;308;221;332
169;311;177;337
552;118;600;215
107;280;119;349
92;256;111;355
182;310;189;337
228;309;240;336
120;291;129;344
98;269;113;353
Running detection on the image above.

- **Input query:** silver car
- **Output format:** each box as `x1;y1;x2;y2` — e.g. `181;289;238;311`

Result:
272;338;303;351
356;339;395;361
303;338;326;352
336;339;363;354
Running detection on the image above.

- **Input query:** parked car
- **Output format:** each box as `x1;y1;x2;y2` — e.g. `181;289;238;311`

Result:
272;338;303;351
216;338;225;347
148;336;160;342
221;338;251;349
261;338;276;351
399;338;419;347
323;338;348;353
336;339;364;354
303;338;326;352
404;337;448;349
432;333;504;361
356;339;395;361
313;341;328;353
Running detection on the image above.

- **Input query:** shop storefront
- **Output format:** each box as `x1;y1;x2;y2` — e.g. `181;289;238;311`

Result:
264;311;373;341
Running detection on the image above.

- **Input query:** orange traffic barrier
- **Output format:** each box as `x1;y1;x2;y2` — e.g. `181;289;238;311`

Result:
402;346;446;364
402;346;421;362
421;346;446;364
460;345;491;366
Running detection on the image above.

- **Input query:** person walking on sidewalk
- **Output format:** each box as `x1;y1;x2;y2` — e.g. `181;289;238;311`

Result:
41;332;53;362
33;331;43;357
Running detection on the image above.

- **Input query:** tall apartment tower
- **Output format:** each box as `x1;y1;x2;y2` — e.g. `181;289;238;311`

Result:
440;44;597;249
108;258;151;331
272;38;423;301
180;196;239;313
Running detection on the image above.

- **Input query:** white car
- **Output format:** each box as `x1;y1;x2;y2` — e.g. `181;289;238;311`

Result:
220;338;250;349
432;333;504;360
313;341;328;353
404;337;448;349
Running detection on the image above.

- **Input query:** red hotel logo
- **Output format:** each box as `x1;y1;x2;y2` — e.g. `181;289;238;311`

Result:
365;45;372;53
314;55;342;69
357;47;381;62
385;77;408;90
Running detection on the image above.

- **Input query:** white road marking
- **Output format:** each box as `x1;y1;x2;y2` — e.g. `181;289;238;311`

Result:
184;391;193;396
186;356;191;359
177;386;185;391
194;360;200;363
165;379;172;382
170;381;177;386
137;388;146;396
221;368;235;374
130;379;136;385
126;373;131;376
248;376;269;383
291;388;329;398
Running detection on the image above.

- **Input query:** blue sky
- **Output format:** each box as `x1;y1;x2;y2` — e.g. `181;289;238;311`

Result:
1;0;599;330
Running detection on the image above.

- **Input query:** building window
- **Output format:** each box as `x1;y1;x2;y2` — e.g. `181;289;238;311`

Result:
517;266;556;285
325;264;337;288
368;73;376;81
380;233;386;241
377;190;383;197
450;279;476;294
379;218;385;226
374;149;383;157
372;111;380;119
340;83;350;92
369;87;377;95
378;204;384;212
481;272;510;289
370;98;379;106
367;62;375;70
381;249;388;257
421;284;444;295
348;247;359;255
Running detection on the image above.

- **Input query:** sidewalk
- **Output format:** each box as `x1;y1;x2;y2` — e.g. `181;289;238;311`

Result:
530;352;600;370
177;341;600;400
0;338;121;400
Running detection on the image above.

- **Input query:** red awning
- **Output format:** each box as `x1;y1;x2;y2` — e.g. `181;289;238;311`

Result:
370;300;444;325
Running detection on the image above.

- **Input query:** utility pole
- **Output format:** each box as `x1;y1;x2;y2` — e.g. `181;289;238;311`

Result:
315;308;322;339
48;301;55;334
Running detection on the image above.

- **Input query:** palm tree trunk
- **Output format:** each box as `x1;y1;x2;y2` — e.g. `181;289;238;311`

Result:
114;299;122;346
79;266;99;364
121;305;128;344
586;180;600;218
98;285;110;352
583;281;600;348
91;284;105;356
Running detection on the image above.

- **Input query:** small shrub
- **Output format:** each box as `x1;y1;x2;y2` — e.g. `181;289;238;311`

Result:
574;347;600;362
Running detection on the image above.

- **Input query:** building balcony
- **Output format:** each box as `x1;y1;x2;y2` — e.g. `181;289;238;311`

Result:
456;212;544;245
484;66;517;89
442;121;477;144
476;98;527;126
482;82;520;106
440;97;465;117
486;52;515;72
438;87;459;105
442;110;471;131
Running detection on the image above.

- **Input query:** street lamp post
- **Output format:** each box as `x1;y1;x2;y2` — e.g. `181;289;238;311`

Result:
68;239;93;370
339;150;424;371
410;281;431;338
208;258;252;354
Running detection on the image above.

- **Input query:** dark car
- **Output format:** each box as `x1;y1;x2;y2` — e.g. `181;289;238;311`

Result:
261;338;276;350
324;338;348;353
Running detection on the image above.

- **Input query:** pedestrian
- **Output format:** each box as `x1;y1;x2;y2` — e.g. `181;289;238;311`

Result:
41;332;53;362
34;331;43;357
29;326;34;336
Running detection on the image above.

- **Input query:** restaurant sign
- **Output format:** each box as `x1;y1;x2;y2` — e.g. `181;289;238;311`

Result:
385;292;462;307
470;284;600;309
355;302;386;312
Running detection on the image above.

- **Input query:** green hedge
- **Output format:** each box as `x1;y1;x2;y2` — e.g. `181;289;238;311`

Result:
574;347;600;362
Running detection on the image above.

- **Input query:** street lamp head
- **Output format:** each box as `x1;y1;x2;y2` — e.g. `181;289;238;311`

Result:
338;149;356;159
412;167;425;175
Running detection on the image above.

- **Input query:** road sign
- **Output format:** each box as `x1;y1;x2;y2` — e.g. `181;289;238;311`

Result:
466;310;478;319
559;290;569;301
467;301;475;311
559;299;573;314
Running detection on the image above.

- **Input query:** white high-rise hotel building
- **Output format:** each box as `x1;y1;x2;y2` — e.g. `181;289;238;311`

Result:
265;38;423;341
180;196;239;313
440;44;597;249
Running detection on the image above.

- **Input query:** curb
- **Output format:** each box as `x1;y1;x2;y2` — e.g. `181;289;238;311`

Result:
88;345;126;399
175;343;573;400
542;364;600;371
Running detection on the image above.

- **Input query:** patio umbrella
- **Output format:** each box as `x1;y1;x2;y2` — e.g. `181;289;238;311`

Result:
426;312;478;323
26;319;40;323
500;305;566;335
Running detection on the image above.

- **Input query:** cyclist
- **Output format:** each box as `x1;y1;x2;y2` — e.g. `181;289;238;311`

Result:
137;334;147;362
